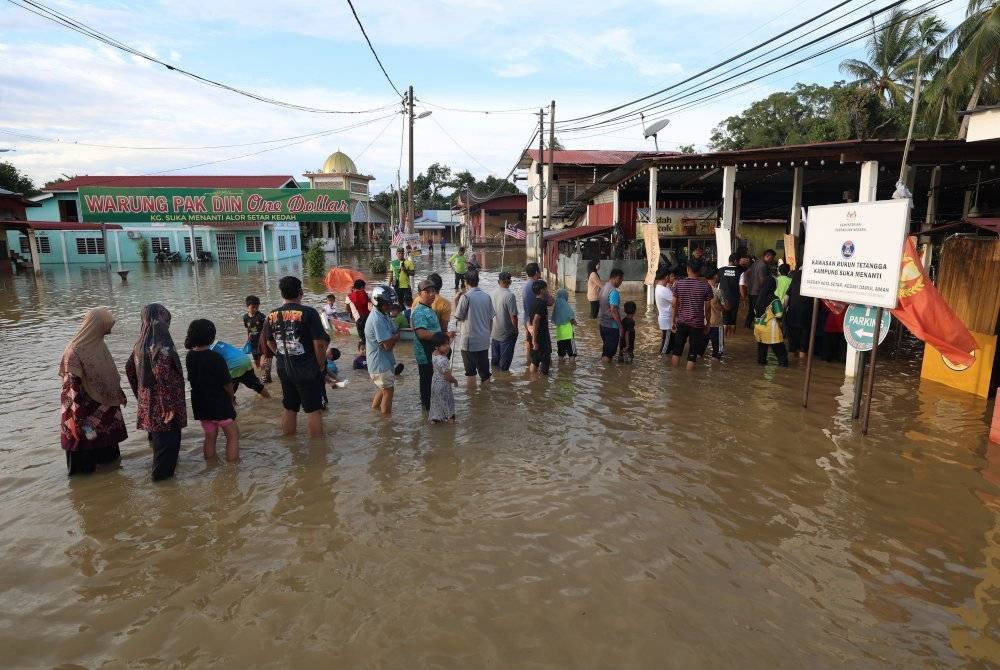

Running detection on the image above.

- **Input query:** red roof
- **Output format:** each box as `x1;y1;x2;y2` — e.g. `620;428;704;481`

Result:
543;224;612;245
0;221;123;231
523;149;643;166
44;175;298;191
467;193;526;214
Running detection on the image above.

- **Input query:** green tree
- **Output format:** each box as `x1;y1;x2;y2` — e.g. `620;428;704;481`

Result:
709;83;842;150
373;164;520;215
839;8;923;108
0;161;38;195
678;144;696;154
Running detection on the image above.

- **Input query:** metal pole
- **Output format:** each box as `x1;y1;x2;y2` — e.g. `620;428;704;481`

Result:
500;219;507;271
852;351;867;419
861;308;885;435
802;297;819;408
547;99;555;235
100;222;111;272
898;51;923;185
537;108;545;263
407;84;414;234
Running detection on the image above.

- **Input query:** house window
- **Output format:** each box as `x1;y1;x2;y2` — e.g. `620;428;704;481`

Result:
558;184;576;205
150;237;171;253
278;235;287;252
245;235;262;253
58;200;79;222
350;181;368;194
37;236;51;254
19;236;29;255
290;234;298;250
183;236;205;253
75;237;105;255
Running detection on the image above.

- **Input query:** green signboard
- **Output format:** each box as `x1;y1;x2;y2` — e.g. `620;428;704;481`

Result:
79;187;352;224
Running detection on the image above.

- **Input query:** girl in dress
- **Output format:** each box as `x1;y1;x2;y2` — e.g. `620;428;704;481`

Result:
429;335;458;423
59;308;129;475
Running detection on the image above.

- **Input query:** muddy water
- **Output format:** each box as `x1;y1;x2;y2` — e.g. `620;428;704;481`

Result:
1;249;998;668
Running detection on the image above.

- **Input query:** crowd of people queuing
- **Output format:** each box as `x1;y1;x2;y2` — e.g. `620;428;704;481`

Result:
57;245;853;481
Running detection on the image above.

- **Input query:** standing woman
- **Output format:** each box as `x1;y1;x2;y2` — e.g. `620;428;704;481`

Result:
59;308;129;476
752;277;789;367
586;260;602;319
784;269;813;358
125;303;187;481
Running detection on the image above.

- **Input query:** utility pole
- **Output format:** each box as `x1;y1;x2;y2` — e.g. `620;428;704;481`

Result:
548;100;555;237
537;108;545;262
407;84;415;234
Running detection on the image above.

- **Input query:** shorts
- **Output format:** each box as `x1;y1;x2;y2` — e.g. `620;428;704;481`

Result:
722;305;738;326
200;418;235;432
370;371;396;389
277;368;325;413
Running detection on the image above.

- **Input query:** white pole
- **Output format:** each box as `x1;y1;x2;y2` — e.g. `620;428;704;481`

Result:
260;223;268;263
647;167;658;308
845;160;879;378
789;166;803;237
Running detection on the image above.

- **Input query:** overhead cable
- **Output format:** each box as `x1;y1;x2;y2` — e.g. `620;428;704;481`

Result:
344;0;403;97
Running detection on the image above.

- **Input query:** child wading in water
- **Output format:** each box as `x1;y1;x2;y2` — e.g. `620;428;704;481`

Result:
429;334;458;423
618;301;637;363
184;319;240;463
552;288;577;360
244;295;270;383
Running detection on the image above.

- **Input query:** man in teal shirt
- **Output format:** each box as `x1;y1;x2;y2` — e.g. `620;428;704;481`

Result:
411;279;443;411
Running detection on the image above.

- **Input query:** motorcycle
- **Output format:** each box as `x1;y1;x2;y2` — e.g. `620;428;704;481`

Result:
155;250;181;263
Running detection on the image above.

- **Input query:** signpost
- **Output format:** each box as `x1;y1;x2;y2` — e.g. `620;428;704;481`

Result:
800;200;910;435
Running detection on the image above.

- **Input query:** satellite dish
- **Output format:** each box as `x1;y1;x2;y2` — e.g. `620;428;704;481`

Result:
644;118;670;139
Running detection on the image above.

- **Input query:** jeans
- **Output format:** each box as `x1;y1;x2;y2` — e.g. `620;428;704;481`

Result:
491;335;517;371
454;272;465;291
673;323;706;362
461;349;491;381
418;362;433;411
589;300;599;318
532;343;552;374
659;329;675;355
149;428;181;481
707;326;721;358
599;326;620;359
355;314;368;343
745;296;757;328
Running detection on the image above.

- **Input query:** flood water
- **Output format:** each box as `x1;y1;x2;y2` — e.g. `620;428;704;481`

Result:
1;248;998;668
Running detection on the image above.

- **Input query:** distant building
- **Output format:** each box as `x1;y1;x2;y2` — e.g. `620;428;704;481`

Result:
456;193;527;246
303;150;376;249
413;209;462;244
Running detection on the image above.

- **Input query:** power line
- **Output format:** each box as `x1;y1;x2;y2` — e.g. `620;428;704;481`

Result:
354;113;401;162
417;100;539;115
344;0;403;98
426;113;499;175
7;0;398;115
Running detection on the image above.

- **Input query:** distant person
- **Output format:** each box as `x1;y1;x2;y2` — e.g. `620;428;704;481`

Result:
243;295;265;368
821;304;847;363
752;276;789;366
775;263;792;305
429;334;458;423
552;288;577;361
454;270;495;383
718;254;741;338
490;271;519;372
321;293;338;319
523;262;543;369
598;268;625;363
654;268;676;355
427;238;434;255
365;286;401;415
389;247;415;307
529;280;553;375
262;276;329;437
347;279;371;343
58;307;128;476
125;303;187;481
586;259;602;318
619;300;637;363
671;261;714;370
412;279;443;411
784;269;813;358
319;346;342;409
440;237;446;256
353;341;368;370
184;319;240;463
705;268;725;359
426;272;452;331
449;246;469;291
745;249;776;329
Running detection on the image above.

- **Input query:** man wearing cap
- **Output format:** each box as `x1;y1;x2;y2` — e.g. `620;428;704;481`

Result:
388;247;415;308
490;271;519;372
454;270;495;383
426;272;452;331
364;286;400;415
411;279;443;411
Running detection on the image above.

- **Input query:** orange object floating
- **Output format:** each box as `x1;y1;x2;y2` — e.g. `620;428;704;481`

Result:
324;267;367;294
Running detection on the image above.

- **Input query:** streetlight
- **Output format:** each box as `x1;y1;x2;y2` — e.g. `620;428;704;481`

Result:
406;84;433;234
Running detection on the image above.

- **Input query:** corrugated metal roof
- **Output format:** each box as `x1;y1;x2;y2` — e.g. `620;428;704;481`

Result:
542;224;612;244
521;149;645;168
467;193;526;214
43;175;298;191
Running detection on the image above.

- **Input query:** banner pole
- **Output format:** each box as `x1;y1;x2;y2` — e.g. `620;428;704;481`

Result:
802;297;819;408
861;307;885;435
852;350;867;420
500;219;507;272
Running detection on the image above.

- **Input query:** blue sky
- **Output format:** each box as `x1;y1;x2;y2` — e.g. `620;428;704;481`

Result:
0;0;966;194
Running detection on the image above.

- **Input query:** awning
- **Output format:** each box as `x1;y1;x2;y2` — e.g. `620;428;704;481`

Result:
543;224;612;245
0;220;123;231
415;222;446;230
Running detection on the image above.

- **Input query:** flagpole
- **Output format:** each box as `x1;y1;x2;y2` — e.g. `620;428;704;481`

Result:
500;219;507;272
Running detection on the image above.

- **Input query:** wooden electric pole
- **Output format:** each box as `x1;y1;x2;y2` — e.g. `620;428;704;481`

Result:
547;100;555;236
407;84;415;234
537;108;545;262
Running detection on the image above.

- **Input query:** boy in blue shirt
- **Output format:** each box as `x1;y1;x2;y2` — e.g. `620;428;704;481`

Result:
210;339;270;398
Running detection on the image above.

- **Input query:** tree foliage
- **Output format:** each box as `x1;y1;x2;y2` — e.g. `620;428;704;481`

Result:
0;161;38;195
372;163;520;215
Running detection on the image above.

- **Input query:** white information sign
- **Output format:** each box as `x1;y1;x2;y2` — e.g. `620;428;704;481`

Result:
800;199;910;309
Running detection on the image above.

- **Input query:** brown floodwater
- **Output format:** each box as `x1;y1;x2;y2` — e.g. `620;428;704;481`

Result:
1;248;998;668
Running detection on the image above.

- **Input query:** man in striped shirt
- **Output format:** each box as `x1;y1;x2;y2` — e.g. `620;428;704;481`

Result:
671;260;714;370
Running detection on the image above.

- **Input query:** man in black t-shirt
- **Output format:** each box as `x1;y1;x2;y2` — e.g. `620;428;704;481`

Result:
262;276;330;437
718;253;741;336
529;280;552;375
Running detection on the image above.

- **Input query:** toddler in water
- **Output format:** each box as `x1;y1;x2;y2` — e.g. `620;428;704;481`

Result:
184;319;240;463
353;341;368;370
322;293;338;318
320;346;342;410
552;288;577;360
429;335;458;423
619;301;637;363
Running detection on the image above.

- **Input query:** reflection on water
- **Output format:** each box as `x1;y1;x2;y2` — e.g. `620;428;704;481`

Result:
0;250;997;667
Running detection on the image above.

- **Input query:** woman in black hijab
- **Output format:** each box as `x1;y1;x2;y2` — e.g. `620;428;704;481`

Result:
784;268;813;358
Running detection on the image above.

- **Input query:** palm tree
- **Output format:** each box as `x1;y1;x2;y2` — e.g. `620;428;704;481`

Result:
840;9;922;108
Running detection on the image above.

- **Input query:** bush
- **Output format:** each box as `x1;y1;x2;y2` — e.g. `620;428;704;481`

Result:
304;240;325;277
135;237;149;261
369;256;388;275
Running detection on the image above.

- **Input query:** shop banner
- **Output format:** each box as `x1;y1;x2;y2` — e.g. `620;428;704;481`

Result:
80;187;352;224
784;233;797;269
800;199;909;309
636;207;716;239
642;220;660;285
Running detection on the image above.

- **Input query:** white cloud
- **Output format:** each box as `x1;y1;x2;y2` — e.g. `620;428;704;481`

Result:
494;63;539;79
169;49;182;62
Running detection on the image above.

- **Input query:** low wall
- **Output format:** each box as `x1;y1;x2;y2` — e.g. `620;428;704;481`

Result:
548;253;648;296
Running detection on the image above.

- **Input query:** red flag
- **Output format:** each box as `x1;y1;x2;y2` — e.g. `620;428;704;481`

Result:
891;238;978;367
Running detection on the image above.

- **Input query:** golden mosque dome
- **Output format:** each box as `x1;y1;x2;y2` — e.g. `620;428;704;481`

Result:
322;150;357;174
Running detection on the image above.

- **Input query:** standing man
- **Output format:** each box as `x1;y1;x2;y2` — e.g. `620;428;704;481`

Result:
598;268;625;363
365;288;400;415
672;260;715;370
263;275;330;437
718;253;741;338
388;247;415;308
522;262;542;370
440;236;447;257
745;249;775;329
490;271;519;372
449;246;469;291
411;279;443;412
454;270;495;383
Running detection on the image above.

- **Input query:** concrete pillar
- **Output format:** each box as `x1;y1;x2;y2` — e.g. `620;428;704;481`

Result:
612;187;620;225
188;224;198;262
60;230;68;266
846;160;878;377
920;165;941;270
789;166;803;236
260;223;268;263
26;228;41;274
114;230;122;268
647;167;658;307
